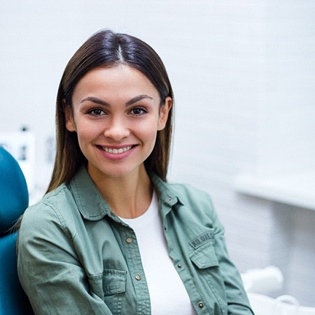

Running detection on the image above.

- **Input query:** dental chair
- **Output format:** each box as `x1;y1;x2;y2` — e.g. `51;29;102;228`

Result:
0;146;33;314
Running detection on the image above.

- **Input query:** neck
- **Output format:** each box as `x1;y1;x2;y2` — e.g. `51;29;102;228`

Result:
89;165;153;219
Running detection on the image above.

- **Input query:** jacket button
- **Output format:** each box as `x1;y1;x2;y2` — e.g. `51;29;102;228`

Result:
125;237;133;244
135;275;142;281
177;264;182;269
198;302;204;309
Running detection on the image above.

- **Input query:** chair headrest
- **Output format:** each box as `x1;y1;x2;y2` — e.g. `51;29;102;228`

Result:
0;146;29;234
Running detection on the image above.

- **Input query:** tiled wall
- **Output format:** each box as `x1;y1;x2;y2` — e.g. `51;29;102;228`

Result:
1;0;314;307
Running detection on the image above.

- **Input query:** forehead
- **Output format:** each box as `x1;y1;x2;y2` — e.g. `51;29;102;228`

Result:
72;65;159;99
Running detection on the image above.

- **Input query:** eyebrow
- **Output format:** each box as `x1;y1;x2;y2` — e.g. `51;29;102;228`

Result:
80;96;109;106
126;94;153;106
80;94;153;107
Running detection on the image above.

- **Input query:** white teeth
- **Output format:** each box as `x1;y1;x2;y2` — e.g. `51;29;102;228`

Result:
103;146;132;154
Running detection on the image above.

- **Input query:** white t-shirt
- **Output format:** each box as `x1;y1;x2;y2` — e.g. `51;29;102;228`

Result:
121;192;196;315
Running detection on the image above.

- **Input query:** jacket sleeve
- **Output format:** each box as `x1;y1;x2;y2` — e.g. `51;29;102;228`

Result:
210;203;255;315
17;203;112;315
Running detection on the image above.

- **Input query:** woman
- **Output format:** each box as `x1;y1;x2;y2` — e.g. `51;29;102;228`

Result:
18;29;254;314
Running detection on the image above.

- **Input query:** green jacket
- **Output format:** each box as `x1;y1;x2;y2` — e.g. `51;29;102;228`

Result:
18;167;254;315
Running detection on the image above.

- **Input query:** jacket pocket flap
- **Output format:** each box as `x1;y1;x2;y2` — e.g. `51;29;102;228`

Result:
190;244;219;269
103;269;127;295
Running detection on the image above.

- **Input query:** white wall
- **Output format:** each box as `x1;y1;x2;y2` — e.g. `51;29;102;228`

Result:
1;0;314;307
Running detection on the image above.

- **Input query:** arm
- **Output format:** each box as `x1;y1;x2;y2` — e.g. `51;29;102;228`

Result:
211;210;255;315
17;203;112;315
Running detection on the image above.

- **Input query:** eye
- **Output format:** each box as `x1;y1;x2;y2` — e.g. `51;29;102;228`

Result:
88;108;106;116
130;107;147;116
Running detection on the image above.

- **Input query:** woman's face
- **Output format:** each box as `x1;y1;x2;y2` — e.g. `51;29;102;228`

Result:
66;65;172;181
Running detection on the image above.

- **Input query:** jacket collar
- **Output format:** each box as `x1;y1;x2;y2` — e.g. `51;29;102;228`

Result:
69;166;181;221
150;173;180;207
69;167;111;221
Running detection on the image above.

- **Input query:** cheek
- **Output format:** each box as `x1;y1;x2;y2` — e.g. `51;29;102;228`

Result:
140;126;159;150
75;121;99;145
137;119;159;139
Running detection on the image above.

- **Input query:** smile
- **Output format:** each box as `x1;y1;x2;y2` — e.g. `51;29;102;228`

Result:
101;146;133;154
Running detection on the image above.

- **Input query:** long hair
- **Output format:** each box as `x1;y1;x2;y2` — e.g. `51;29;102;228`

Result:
47;30;174;192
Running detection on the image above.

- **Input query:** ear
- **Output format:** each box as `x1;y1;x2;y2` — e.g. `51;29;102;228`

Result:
158;97;172;131
65;105;76;132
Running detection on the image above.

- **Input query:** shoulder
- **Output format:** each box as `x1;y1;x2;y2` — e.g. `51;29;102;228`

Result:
167;181;214;208
169;182;211;199
161;180;224;233
19;184;75;239
152;174;214;210
161;180;219;220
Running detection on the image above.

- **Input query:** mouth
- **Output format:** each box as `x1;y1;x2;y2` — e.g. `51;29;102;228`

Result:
100;145;134;154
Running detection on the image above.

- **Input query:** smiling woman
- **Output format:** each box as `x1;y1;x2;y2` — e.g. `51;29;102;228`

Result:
17;29;254;315
65;65;171;187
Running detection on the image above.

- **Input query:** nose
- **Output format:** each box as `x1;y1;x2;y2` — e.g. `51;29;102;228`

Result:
104;116;130;141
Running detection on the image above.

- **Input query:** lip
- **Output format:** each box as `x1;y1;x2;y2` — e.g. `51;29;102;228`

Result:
97;144;137;160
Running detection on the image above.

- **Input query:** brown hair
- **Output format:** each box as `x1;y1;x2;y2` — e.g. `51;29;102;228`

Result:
47;29;174;192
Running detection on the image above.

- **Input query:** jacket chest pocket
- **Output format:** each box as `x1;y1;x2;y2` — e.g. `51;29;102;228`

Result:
189;243;227;315
190;242;219;269
103;269;127;314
